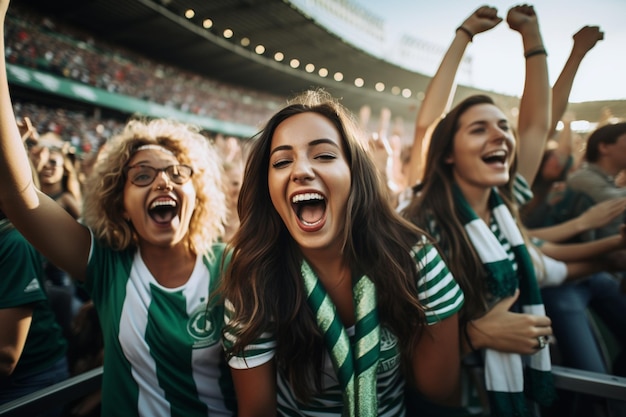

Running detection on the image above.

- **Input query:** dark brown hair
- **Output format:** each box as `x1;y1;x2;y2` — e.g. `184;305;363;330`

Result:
403;95;521;325
222;90;429;400
584;122;626;162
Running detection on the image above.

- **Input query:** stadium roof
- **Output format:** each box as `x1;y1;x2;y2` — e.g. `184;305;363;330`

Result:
18;0;626;123
21;0;437;120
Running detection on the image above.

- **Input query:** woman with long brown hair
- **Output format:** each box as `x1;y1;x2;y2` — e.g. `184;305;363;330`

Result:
221;89;464;416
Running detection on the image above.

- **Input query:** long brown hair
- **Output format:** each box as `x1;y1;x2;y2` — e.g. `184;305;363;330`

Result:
403;95;523;324
222;90;429;400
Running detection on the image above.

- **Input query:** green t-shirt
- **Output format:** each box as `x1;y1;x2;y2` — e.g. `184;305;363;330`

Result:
0;221;67;378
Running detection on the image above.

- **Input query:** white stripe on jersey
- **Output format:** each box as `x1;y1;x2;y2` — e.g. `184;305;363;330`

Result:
119;251;171;417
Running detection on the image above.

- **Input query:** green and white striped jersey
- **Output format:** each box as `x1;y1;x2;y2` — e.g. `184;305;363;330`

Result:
224;241;464;417
85;236;236;417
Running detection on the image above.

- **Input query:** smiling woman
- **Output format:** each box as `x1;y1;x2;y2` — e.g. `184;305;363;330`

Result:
0;2;238;414
221;89;464;417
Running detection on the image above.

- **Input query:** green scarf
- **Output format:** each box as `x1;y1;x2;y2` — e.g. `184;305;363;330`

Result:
301;260;380;416
453;185;555;416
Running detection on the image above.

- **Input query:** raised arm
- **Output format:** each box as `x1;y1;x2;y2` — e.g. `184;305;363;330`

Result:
407;6;502;185
507;4;551;185
0;0;90;281
550;111;576;172
550;26;604;138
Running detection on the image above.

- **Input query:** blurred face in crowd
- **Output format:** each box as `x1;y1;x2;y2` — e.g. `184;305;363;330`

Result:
540;150;564;181
602;133;626;173
39;149;66;185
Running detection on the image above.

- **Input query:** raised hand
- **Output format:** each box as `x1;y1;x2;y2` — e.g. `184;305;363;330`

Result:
572;25;604;56
506;4;539;35
461;5;502;37
17;116;38;143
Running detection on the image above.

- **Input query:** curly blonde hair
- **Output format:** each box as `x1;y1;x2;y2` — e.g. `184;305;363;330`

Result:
82;118;226;256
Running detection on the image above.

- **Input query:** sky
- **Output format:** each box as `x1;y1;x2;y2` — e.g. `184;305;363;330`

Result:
350;0;626;103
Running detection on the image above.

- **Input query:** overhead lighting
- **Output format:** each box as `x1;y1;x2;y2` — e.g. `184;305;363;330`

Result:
274;52;284;62
184;9;195;19
240;37;250;47
223;29;233;39
375;82;385;92
202;18;213;29
333;72;343;81
354;78;364;87
318;68;328;77
289;59;300;68
402;88;412;98
255;45;265;54
305;63;315;73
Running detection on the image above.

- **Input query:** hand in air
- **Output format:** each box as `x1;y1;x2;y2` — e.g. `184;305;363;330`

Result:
506;4;539;34
462;5;503;36
572;25;604;55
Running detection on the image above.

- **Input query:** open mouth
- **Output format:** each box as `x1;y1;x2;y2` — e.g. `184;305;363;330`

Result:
291;192;326;227
482;149;508;165
148;198;178;224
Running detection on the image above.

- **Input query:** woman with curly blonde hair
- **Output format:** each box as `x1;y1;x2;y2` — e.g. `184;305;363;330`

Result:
0;4;236;410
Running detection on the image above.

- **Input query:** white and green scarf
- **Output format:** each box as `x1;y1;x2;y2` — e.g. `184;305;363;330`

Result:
301;260;380;417
453;185;555;416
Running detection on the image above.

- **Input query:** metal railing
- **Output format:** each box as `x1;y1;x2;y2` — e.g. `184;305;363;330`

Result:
0;365;624;416
551;365;626;401
0;367;102;417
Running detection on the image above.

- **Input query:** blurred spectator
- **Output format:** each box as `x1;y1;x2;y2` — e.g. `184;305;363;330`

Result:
0;212;69;416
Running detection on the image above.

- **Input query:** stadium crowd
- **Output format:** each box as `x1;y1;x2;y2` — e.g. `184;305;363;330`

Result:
1;1;625;417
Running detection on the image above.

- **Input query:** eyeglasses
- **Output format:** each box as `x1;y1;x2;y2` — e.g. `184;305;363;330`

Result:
124;164;193;187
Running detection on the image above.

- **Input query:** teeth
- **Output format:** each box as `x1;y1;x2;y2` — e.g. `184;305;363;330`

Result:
150;200;176;210
484;150;507;158
301;218;323;227
291;193;324;203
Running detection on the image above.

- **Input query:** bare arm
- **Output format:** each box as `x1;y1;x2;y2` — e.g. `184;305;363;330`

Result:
0;307;32;376
550;26;604;138
0;0;90;281
407;6;502;185
411;314;461;403
58;193;83;220
528;197;626;242
231;361;277;417
507;5;551;185
552;111;575;166
539;234;625;262
563;261;605;281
